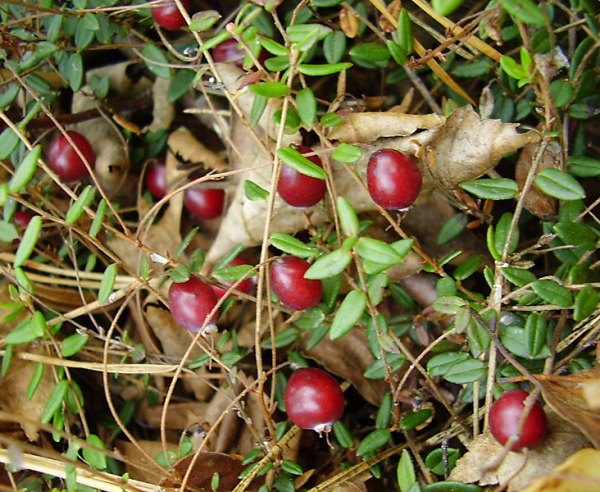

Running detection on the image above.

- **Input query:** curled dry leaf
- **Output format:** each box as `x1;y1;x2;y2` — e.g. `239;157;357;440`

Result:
449;411;589;491
302;328;386;406
167;126;228;171
161;452;262;491
207;106;537;262
537;367;600;447
522;448;600;492
0;285;54;441
146;77;174;132
515;141;560;218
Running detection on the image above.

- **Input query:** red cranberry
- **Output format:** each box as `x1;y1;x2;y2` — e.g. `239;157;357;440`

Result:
47;131;95;183
184;187;225;220
212;39;268;68
277;146;327;208
168;276;219;333
489;389;548;451
366;149;422;210
13;211;35;227
211;256;255;300
284;368;344;432
146;161;167;199
152;0;190;30
270;256;322;310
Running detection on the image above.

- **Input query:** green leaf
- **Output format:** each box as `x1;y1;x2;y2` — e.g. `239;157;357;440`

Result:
332;143;362;163
83;434;107;470
262;328;299;349
244;180;269;201
1;344;13;377
336;197;359;237
311;0;343;6
355;237;403;272
438;214;467;244
333;421;353;448
277;147;328;179
141;45;171;79
67;53;84;92
299;62;353;76
176;227;199;258
288;24;331;52
425;448;460;476
553;222;597;251
427;352;469;376
432;296;465;315
9;145;40;193
304;249;352;280
0;221;18;243
26;362;44;400
98;263;117;304
250;94;268;128
364;353;405;379
396;8;413;54
168;69;195;102
499;0;546;26
82;12;100;31
568;155;600;178
41;380;69;423
61;333;89;358
500;55;526;80
189;10;221;32
422;481;482;491
296;87;317;128
249;82;290;98
269;233;319;258
0;128;20;160
323;31;346;64
397;450;416;492
320;112;343;127
400;409;433;430
357;429;390;456
170;263;190;283
444;358;486;384
259;37;288;56
14;215;42;268
574;285;598;322
89;198;107;238
0;84;20;110
502;266;536;287
281;459;303;476
376;393;393;429
330;290;367;339
213;264;254;283
452;59;491;78
550;80;574;108
432;0;464;16
454;256;482;281
459;178;518;200
349;43;390;64
535;168;585;201
532;279;573;307
386;40;407;66
65;185;96;225
494;212;519;255
524;313;547;358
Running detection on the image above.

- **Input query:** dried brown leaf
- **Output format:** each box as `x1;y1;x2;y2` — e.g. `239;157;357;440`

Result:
449;411;589;491
168;127;228;171
340;9;359;38
537;368;600;447
116;439;174;484
146;77;175;132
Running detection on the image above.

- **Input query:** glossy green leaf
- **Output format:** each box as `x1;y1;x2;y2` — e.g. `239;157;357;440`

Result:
0;84;19;110
336;197;359;237
244;180;269;201
444;358;486;384
459;178;518;200
250;94;268;128
296;87;317;128
396;8;413;54
330;290;367;339
67;53;84;92
277;147;328;179
535;168;585;200
432;0;464;16
61;333;89;358
0;221;18;243
532;279;572;307
65;185;96;225
9;145;40;193
553;221;597;251
298;62;352;76
141;45;171;79
432;296;465;315
499;0;546;26
0;128;19;160
364;353;405;379
269;233;319;258
427;351;469;376
355;237;403;270
98;263;117;304
375;393;393;429
14;215;42;268
168;69;195;102
89;198;107;238
357;429;390;456
454;256;482;281
41;380;69;423
349;43;390;63
332;143;362;163
425;448;460;476
189;10;221;32
323;31;346;64
83;434;107;470
568;155;600;178
574;285;598;321
333;421;353;448
397;450;416;492
524;313;547;358
26;362;44;400
304;249;352;280
400;408;433;430
502;266;536;287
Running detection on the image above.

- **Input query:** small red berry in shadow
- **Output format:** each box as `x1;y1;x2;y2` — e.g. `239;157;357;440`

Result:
184;187;225;220
211;256;255;300
489;389;548;451
284;368;344;432
168;276;219;334
270;256;322;310
212;39;268;68
367;149;422;210
13;211;35;227
47;131;95;183
152;0;190;30
146;161;167;199
277;146;327;208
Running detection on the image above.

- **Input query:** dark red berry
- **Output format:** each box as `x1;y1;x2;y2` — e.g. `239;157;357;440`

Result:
168;276;219;333
277;146;327;208
211;256;255;300
367;149;422;210
13;211;35;227
47;131;95;183
489;389;548;451
146;161;167;199
184;187;225;220
270;256;322;310
212;39;268;68
284;368;344;432
152;0;190;30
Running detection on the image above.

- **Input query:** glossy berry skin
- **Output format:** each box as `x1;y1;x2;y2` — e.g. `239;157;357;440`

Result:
13;211;35;227
146;161;167;199
211;256;255;300
489;389;548;451
168;276;219;333
270;256;322;311
367;149;422;210
277;146;327;208
284;368;344;431
152;0;189;30
212;39;268;68
184;187;225;220
47;131;95;182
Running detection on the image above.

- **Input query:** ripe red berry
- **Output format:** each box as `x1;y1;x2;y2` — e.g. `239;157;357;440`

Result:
13;211;35;227
184;187;225;220
277;146;327;208
270;256;322;310
152;0;190;30
47;131;95;183
146;161;167;199
212;39;268;68
489;389;548;451
168;276;219;333
284;368;344;432
367;149;422;210
211;256;255;300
